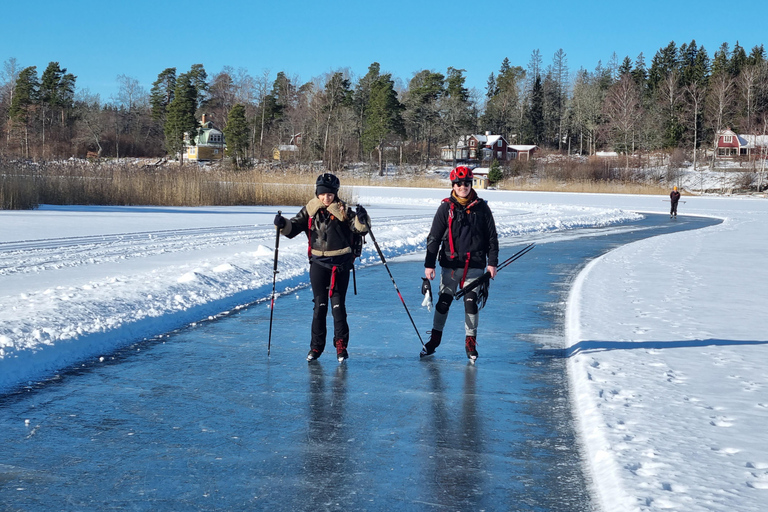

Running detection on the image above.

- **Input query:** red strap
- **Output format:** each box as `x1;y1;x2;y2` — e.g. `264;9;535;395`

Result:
329;266;338;297
306;216;313;258
460;252;471;288
446;201;456;259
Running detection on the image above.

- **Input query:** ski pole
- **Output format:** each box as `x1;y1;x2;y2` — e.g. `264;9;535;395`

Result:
363;217;425;347
454;242;535;300
267;210;281;356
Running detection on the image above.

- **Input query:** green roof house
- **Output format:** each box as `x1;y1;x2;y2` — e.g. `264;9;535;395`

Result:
185;114;225;161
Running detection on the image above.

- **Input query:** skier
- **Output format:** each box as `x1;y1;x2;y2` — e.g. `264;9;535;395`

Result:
670;186;681;218
273;173;370;362
421;166;499;361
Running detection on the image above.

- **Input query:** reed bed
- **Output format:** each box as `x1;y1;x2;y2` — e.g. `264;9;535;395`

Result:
498;178;672;195
2;159;680;210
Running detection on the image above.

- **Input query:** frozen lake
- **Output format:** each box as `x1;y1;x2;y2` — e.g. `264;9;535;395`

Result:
0;214;719;511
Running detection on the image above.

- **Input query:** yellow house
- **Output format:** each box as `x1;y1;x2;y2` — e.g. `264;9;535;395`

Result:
272;133;302;161
185;115;225;161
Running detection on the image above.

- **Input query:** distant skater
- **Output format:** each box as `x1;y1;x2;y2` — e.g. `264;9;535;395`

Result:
421;166;499;362
670;186;681;218
273;173;369;362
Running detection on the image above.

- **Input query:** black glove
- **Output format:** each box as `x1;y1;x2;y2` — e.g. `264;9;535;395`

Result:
274;214;286;229
355;205;367;221
421;277;432;296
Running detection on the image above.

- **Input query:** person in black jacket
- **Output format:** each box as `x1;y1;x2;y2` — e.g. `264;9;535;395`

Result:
421;166;499;361
274;173;370;362
670;186;681;218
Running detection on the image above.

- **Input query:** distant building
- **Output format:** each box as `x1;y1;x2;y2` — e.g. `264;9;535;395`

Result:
441;132;537;162
470;167;490;189
185;114;225;161
273;133;302;161
715;128;768;158
507;144;538;161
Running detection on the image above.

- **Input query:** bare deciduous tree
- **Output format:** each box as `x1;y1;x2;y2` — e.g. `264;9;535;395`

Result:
604;75;643;172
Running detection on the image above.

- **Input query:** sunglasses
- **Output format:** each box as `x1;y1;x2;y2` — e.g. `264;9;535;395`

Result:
454;180;472;187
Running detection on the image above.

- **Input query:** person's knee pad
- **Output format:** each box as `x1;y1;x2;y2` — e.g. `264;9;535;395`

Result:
464;291;478;314
313;296;328;313
436;293;452;314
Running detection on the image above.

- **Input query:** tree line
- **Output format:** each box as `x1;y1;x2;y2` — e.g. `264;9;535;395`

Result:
2;40;767;172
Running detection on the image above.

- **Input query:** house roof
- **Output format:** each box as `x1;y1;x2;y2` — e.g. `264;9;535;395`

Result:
192;122;224;146
738;134;768;147
509;145;537;151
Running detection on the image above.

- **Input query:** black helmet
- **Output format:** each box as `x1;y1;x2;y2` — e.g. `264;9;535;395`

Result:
315;173;340;195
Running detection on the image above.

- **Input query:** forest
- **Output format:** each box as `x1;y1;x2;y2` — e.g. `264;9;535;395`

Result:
2;40;767;173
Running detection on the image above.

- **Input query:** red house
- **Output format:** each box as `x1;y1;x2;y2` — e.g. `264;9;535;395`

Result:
441;132;511;162
716;129;768;158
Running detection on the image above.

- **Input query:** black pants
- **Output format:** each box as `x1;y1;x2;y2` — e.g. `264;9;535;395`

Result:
309;262;351;353
671;201;679;216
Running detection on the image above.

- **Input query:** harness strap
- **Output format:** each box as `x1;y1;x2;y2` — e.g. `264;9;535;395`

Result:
460;252;471;288
306;216;313;259
329;265;338;298
446;201;456;259
444;197;480;260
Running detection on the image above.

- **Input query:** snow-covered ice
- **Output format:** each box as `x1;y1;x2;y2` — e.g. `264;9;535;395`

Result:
1;185;767;512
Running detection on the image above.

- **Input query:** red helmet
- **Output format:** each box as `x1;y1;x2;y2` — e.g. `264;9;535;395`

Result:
449;166;473;184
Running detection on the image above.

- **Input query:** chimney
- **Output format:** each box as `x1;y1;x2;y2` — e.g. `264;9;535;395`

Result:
201;114;207;124
485;131;491;136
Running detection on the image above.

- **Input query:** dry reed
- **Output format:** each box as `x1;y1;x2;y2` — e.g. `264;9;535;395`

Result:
2;158;683;211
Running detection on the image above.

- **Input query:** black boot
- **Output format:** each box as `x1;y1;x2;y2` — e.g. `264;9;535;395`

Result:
420;330;442;358
335;339;348;363
465;335;478;361
307;348;322;362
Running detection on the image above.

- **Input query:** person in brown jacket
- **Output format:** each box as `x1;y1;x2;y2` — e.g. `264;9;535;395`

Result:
274;173;369;362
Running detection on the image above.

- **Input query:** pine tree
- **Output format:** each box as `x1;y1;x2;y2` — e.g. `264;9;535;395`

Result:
150;68;177;123
9;66;39;158
223;103;249;167
648;41;679;93
711;43;731;77
445;67;469;103
353;63;381;160
631;53;648;94
618;56;633;77
361;73;404;175
188;63;208;111
404;70;444;168
164;72;198;161
488;159;503;185
485;72;497;99
747;45;766;66
39;62;76;123
729;42;747;77
525;75;544;145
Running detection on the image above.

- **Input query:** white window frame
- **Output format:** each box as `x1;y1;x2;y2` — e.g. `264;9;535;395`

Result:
724;135;733;143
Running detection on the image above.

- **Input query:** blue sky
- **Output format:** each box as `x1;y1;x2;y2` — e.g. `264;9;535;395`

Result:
4;0;767;102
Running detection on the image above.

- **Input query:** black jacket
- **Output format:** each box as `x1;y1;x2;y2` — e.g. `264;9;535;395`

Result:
425;193;499;270
282;197;369;267
670;191;681;204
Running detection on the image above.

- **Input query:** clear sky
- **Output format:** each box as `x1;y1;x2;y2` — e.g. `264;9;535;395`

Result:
4;0;767;102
